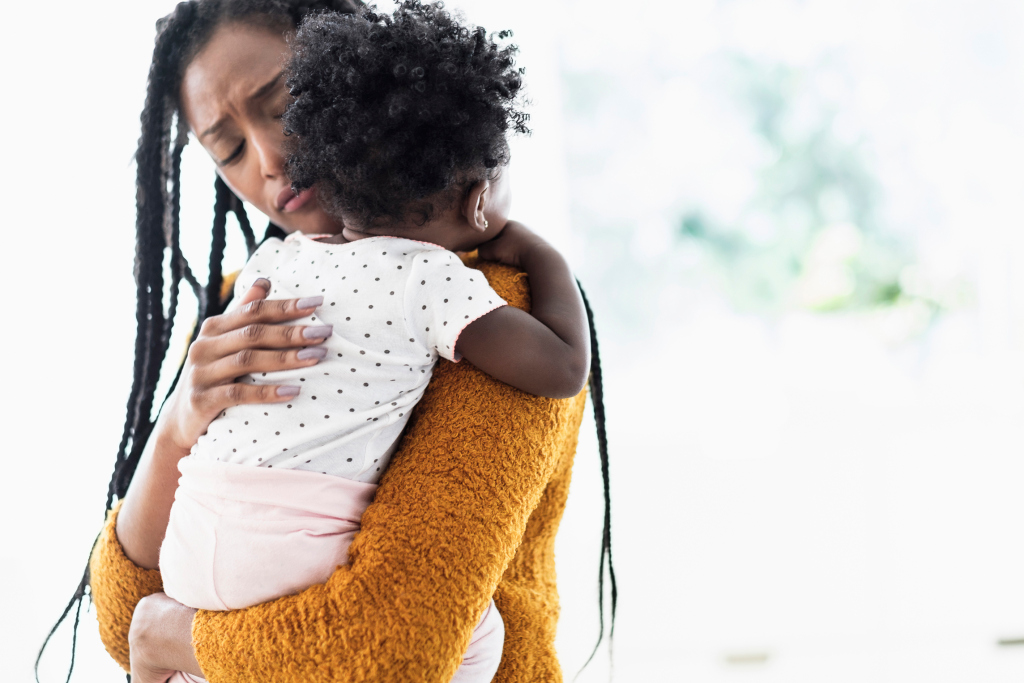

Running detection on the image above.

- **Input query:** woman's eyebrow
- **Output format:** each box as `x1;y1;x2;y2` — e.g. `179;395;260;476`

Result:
250;70;285;102
200;119;227;139
200;71;285;139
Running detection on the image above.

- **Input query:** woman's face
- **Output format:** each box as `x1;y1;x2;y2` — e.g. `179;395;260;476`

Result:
180;22;342;235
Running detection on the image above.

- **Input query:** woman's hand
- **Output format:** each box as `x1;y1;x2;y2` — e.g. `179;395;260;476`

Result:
116;278;333;570
160;277;332;454
128;593;202;682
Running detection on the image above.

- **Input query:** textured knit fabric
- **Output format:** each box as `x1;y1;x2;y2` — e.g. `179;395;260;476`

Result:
192;232;506;480
88;259;587;683
160;459;505;682
89;503;165;671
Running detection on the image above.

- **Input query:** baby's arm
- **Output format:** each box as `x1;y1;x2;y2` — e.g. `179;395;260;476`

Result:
457;221;590;399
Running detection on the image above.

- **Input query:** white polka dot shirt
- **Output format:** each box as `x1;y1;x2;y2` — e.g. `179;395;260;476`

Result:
189;233;506;483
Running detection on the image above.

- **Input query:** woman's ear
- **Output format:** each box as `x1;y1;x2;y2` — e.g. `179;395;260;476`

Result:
461;179;491;233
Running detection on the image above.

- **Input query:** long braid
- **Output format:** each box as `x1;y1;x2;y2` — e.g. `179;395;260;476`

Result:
161;172;238;421
164;135;186;352
576;281;618;677
113;1;201;505
36;4;201;681
162;118;194;390
167;115;205;317
39;3;366;680
206;176;233;319
33;569;89;683
232;190;259;256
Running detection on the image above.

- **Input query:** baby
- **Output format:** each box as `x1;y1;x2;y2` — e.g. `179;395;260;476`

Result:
159;3;589;682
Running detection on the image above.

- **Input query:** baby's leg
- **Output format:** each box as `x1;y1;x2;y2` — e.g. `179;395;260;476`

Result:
161;459;373;611
451;599;505;683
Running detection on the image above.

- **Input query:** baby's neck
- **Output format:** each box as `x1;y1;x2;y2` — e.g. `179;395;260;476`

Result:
341;212;481;252
317;232;352;245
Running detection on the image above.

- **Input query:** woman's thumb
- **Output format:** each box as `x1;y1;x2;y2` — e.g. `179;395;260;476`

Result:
238;278;272;306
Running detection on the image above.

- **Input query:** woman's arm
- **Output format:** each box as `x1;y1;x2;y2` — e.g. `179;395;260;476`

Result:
190;261;582;683
457;221;591;399
89;502;165;672
89;515;204;680
91;261;586;682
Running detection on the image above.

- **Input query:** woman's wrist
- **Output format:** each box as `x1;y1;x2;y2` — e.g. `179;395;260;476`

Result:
130;593;203;678
153;390;201;459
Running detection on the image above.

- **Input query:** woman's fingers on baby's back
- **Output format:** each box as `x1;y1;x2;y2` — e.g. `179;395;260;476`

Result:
184;341;321;415
235;294;324;327
204;346;328;385
198;289;325;341
202;381;303;412
188;318;332;386
228;318;333;352
230;277;272;311
236;277;272;306
189;322;331;377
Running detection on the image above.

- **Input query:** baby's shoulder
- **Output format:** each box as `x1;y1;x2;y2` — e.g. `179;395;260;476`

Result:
349;238;468;281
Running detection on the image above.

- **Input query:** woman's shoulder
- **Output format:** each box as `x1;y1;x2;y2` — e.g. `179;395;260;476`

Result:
462;256;532;313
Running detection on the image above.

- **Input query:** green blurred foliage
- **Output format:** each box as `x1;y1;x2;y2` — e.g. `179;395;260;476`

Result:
564;51;973;341
676;57;909;314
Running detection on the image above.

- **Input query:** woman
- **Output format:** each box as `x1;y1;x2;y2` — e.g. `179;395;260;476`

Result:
38;1;613;682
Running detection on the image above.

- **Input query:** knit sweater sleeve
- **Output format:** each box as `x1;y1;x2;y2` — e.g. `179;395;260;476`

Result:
88;261;583;681
89;502;165;672
190;261;578;682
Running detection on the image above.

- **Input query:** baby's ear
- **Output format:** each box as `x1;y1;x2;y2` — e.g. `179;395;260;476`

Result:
461;179;490;233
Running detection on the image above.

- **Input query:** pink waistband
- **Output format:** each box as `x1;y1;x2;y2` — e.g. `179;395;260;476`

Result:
177;457;378;519
162;459;379;612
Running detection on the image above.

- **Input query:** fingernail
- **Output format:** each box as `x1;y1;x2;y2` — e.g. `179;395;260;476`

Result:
303;325;333;339
297;296;324;309
276;386;301;397
297;347;328;360
253;278;271;291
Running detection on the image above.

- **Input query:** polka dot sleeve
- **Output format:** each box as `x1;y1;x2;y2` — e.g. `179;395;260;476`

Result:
405;251;506;362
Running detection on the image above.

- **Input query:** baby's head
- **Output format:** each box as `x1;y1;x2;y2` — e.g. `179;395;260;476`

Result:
283;0;529;249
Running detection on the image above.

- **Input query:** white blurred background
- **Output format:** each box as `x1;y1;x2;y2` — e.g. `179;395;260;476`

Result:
3;0;1024;681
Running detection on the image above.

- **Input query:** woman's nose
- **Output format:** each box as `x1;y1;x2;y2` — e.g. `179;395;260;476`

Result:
250;127;286;179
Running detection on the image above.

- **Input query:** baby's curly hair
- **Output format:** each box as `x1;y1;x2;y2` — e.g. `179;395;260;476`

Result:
283;0;529;227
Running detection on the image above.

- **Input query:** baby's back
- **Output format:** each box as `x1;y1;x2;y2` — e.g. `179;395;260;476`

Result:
189;232;505;483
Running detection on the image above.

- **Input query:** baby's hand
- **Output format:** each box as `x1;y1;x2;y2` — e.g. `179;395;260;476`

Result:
477;220;549;269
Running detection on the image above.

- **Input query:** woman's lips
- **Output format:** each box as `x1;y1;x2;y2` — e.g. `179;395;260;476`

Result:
276;186;316;213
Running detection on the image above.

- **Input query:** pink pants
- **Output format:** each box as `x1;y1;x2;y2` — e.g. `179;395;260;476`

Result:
161;458;504;683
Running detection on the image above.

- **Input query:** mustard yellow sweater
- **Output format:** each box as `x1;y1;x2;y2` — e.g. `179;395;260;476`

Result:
89;260;587;682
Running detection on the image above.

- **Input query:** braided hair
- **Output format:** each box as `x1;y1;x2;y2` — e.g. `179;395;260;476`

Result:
35;2;360;681
38;2;615;680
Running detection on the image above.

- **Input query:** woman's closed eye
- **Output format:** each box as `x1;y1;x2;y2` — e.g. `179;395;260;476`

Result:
217;140;246;167
270;84;291;120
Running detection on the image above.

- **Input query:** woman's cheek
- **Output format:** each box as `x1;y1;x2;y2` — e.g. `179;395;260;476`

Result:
215;163;343;235
215;167;256;206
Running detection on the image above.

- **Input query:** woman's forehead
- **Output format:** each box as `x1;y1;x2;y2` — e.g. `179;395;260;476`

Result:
180;22;291;132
